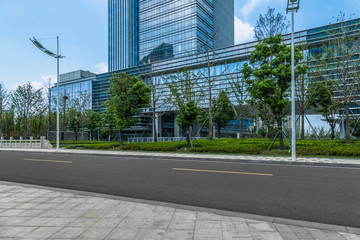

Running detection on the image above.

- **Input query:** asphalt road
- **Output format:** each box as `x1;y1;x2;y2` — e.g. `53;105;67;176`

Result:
0;151;359;228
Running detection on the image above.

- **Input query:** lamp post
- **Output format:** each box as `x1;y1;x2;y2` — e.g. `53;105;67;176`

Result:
287;0;300;162
30;36;65;151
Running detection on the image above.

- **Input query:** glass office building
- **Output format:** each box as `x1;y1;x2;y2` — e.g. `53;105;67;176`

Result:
56;17;360;138
109;0;234;70
108;0;139;71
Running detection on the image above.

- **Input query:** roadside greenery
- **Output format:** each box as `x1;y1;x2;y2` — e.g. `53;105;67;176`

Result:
65;139;360;158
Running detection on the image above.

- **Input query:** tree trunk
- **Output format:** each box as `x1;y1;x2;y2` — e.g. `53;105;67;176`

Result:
153;112;157;143
268;113;275;140
186;127;191;148
217;124;221;138
301;112;305;140
239;115;243;138
208;107;213;139
276;114;285;150
119;130;123;146
331;124;336;140
345;105;350;143
109;127;113;141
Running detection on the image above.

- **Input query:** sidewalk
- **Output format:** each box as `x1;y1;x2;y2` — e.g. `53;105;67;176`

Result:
0;182;359;240
1;148;360;168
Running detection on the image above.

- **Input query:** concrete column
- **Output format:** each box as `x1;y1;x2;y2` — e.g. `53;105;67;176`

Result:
10;137;13;148
20;137;23;148
0;137;3;148
30;136;33;148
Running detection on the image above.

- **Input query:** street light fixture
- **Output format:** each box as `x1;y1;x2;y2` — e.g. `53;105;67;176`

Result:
287;0;300;162
30;36;65;152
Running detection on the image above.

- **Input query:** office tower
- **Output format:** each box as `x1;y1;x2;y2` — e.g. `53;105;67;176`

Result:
109;0;234;70
108;0;139;71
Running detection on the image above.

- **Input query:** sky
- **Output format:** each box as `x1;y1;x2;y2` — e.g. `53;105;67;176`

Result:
0;0;359;91
1;0;358;131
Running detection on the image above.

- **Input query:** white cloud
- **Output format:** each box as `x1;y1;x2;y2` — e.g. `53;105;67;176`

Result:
240;0;263;22
94;61;108;74
234;16;255;44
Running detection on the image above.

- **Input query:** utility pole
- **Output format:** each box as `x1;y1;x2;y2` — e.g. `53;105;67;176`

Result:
48;78;51;140
287;0;300;162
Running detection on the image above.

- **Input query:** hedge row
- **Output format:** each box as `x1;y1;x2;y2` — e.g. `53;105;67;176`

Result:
65;138;360;157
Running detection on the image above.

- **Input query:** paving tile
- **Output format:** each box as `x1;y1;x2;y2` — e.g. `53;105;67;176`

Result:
0;209;25;217
105;227;140;240
196;212;221;221
173;210;197;220
168;219;195;230
82;209;111;218
116;216;147;229
24;226;63;239
248;220;276;232
251;232;284;240
48;226;88;239
0;216;32;225
77;227;114;239
222;220;250;232
68;217;98;228
142;219;171;229
0;226;36;237
134;228;166;240
163;229;194;240
21;217;54;226
43;217;76;227
92;218;123;228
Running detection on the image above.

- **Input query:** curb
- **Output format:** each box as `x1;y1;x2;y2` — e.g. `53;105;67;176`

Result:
1;180;359;235
1;148;360;168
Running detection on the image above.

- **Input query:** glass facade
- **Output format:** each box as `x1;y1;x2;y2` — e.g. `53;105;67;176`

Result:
56;17;360;137
139;0;214;63
108;0;139;71
109;0;234;70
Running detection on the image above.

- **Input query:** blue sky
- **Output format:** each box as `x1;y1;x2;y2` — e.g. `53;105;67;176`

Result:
0;0;359;91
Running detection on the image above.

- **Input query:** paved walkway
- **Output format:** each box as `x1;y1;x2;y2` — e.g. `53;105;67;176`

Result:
0;182;359;240
1;148;360;168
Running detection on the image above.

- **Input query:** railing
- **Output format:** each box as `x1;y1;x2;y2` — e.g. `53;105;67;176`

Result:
0;137;52;149
127;137;206;143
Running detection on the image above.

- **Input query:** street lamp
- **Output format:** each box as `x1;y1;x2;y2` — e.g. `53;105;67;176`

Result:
30;36;65;152
287;0;300;162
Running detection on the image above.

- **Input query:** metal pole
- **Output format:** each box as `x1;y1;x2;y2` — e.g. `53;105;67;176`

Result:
56;36;60;152
291;10;296;161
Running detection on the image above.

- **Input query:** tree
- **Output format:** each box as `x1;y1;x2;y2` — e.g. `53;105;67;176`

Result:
166;68;205;140
318;12;360;143
213;91;236;137
229;62;251;138
308;79;340;139
85;110;101;140
141;69;167;142
67;108;81;140
10;82;46;138
106;72;151;146
176;101;202;147
254;8;289;40
244;35;304;150
295;62;310;140
0;83;9;137
101;106;117;141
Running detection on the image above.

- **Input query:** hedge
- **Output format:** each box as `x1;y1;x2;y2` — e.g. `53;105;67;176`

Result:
64;138;360;158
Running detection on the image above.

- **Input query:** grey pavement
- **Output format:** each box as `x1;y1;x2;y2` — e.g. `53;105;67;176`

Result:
1;148;360;168
0;182;359;240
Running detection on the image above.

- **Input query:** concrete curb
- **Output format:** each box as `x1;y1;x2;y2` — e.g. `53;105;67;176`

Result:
1;180;359;234
1;148;360;168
